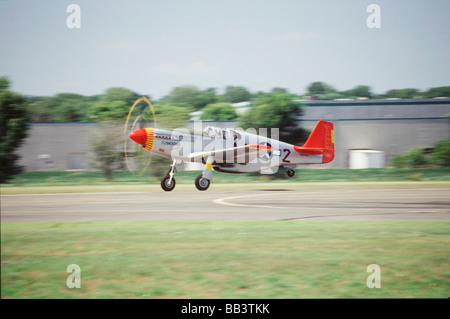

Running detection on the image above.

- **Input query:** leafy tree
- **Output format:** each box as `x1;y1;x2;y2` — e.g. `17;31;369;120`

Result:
344;85;372;99
271;87;290;94
89;87;141;121
320;92;345;100
89;122;125;180
405;148;428;167
431;139;450;167
27;96;53;122
200;103;238;121
221;86;252;103
389;148;428;168
89;100;130;121
306;82;336;96
163;86;217;110
198;88;218;108
32;93;96;122
100;87;141;105
0;78;30;183
55;93;93;121
389;152;408;168
423;86;450;98
148;103;192;128
383;88;420;99
240;92;308;144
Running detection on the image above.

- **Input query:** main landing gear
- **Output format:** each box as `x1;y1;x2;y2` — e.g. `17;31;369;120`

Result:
161;160;177;191
160;158;213;192
160;175;176;191
195;175;210;191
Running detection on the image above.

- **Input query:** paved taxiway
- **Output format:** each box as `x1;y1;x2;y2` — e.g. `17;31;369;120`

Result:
2;187;449;222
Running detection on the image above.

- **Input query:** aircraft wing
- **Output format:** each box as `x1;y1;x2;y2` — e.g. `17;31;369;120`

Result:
188;144;275;164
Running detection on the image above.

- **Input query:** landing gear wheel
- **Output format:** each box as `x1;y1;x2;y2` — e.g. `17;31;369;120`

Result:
287;169;295;177
195;175;210;191
161;175;176;192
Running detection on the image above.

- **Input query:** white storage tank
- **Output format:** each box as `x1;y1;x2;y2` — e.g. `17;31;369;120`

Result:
349;150;385;169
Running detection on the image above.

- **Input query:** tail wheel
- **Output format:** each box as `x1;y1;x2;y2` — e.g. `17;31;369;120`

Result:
287;169;295;177
195;175;210;191
161;175;176;192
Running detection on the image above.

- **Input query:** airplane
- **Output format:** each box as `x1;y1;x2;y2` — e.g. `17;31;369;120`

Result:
128;120;334;191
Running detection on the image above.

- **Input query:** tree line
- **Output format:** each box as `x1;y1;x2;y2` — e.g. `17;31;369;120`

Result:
304;82;450;101
20;81;450;123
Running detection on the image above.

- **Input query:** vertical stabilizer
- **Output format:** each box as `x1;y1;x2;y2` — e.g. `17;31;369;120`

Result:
293;120;335;163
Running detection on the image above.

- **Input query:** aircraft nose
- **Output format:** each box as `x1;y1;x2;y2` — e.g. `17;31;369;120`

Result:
129;128;148;146
129;128;154;151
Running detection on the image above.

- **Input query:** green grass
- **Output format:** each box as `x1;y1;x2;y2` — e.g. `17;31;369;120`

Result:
2;221;449;298
2;168;450;187
2;168;450;194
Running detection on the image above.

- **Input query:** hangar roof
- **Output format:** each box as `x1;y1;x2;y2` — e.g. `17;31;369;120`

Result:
297;98;450;121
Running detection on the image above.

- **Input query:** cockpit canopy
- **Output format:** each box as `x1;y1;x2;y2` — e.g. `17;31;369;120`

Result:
203;126;241;140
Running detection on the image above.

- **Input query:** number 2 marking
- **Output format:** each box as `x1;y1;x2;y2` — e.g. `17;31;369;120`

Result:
282;149;291;163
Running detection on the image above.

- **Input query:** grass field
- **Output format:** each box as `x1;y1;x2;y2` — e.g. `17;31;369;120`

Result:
2;168;450;187
2;221;449;298
1;168;450;194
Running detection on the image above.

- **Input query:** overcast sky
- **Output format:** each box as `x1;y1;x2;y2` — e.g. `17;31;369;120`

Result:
1;0;449;99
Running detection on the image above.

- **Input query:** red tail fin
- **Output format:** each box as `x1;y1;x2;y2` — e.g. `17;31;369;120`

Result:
293;120;335;163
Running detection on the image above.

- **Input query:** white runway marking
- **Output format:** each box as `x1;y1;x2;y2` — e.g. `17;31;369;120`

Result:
213;193;289;209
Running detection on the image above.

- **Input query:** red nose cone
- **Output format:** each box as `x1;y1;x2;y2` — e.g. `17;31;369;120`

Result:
129;128;147;146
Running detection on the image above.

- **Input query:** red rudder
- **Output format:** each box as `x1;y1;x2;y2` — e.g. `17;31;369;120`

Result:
294;120;335;164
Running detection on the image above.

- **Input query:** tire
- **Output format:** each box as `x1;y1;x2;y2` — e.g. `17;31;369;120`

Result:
195;175;210;191
161;175;176;191
287;169;295;177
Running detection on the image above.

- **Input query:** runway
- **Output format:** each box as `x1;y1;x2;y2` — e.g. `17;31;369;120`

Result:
2;187;450;222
